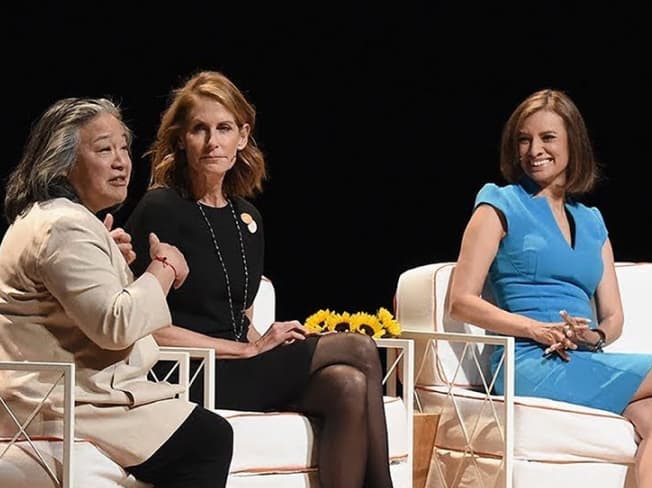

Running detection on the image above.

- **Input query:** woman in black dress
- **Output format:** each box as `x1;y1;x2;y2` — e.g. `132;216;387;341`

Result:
126;70;393;488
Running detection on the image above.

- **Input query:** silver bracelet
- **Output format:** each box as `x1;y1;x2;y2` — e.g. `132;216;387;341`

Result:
592;328;606;352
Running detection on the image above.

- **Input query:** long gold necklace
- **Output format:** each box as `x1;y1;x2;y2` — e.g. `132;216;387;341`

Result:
197;199;249;341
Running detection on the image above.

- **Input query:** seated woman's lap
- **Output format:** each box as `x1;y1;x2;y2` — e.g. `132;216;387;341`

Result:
213;335;321;411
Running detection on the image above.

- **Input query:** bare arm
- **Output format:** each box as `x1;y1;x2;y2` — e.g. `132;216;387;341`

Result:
153;304;259;359
449;204;538;337
448;204;575;357
153;307;309;359
589;238;624;344
153;324;258;359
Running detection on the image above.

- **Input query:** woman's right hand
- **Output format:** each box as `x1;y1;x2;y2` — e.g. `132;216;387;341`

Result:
148;232;189;289
250;320;307;356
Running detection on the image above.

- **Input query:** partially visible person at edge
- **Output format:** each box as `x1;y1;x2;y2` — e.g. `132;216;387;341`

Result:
125;70;394;488
448;88;652;485
0;97;233;487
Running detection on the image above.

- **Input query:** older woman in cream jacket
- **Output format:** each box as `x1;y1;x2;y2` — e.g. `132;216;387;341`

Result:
0;97;232;487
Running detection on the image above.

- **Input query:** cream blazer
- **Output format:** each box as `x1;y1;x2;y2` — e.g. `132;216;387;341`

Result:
0;198;195;467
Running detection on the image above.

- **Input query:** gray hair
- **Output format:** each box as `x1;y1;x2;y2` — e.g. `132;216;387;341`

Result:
4;97;132;223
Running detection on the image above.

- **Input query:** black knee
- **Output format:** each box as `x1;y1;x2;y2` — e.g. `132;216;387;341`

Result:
190;408;233;487
319;364;367;414
203;409;234;463
347;333;383;376
125;407;233;488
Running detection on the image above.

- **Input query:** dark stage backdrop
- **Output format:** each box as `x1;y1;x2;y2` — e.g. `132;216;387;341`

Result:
3;4;650;321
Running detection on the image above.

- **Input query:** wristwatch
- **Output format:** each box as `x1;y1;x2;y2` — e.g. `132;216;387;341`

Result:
591;328;606;352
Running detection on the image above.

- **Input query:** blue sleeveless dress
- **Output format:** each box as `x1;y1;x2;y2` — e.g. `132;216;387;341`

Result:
477;177;652;414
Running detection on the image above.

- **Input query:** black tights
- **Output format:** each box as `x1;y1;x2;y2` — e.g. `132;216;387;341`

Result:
125;406;233;488
296;333;393;488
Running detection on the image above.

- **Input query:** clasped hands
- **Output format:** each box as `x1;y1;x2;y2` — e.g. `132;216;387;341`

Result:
540;310;592;361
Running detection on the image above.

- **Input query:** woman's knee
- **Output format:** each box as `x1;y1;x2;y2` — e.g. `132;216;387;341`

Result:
624;397;652;439
349;333;382;373
207;412;234;453
318;364;368;410
312;333;382;378
190;407;233;464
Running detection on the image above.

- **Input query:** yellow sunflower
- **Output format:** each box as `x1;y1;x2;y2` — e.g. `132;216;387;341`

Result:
376;307;402;337
304;309;332;334
351;311;384;338
327;311;352;333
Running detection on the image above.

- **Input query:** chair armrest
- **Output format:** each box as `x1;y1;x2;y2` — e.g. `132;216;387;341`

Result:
401;330;515;486
0;361;75;488
401;329;514;398
152;349;190;402
157;347;215;409
374;337;414;488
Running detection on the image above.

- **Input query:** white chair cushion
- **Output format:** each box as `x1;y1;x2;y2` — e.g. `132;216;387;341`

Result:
0;440;149;488
429;450;634;488
0;396;409;488
221;395;408;474
418;385;636;462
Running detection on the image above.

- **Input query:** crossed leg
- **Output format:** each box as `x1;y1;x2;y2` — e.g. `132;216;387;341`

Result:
623;369;652;486
296;333;393;488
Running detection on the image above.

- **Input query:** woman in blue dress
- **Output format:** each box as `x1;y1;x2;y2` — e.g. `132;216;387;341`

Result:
448;89;651;484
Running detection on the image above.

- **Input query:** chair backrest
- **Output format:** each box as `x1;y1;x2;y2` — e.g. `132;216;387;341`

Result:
395;262;493;388
396;261;652;389
251;276;276;335
604;262;652;353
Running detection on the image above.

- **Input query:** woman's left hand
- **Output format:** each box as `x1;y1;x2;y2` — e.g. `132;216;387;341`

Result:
252;320;307;356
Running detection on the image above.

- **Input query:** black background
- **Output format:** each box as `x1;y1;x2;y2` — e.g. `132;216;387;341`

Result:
3;3;650;321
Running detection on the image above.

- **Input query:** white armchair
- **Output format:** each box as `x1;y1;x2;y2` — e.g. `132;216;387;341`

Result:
395;261;652;488
0;276;414;487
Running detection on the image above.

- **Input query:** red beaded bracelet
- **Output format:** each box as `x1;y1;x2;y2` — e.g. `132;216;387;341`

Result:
154;255;178;281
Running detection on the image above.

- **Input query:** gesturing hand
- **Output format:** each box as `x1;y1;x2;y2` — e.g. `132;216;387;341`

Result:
148;232;189;289
103;213;136;265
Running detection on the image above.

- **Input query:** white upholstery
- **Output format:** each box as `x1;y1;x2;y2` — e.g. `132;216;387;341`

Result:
1;277;414;487
396;261;652;488
0;441;150;488
224;396;409;480
0;399;410;488
250;276;275;336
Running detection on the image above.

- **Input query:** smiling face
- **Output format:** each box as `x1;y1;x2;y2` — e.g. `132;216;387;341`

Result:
67;112;131;213
518;109;569;189
180;96;250;185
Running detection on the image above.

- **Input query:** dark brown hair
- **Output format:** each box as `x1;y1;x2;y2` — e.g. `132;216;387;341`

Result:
499;89;599;196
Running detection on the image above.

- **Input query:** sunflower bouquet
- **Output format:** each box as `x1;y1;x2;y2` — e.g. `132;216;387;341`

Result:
304;307;401;338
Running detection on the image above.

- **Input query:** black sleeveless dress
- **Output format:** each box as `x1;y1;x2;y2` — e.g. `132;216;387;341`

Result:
126;187;319;410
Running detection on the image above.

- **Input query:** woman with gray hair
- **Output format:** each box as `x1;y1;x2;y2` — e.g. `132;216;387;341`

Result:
0;97;233;487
